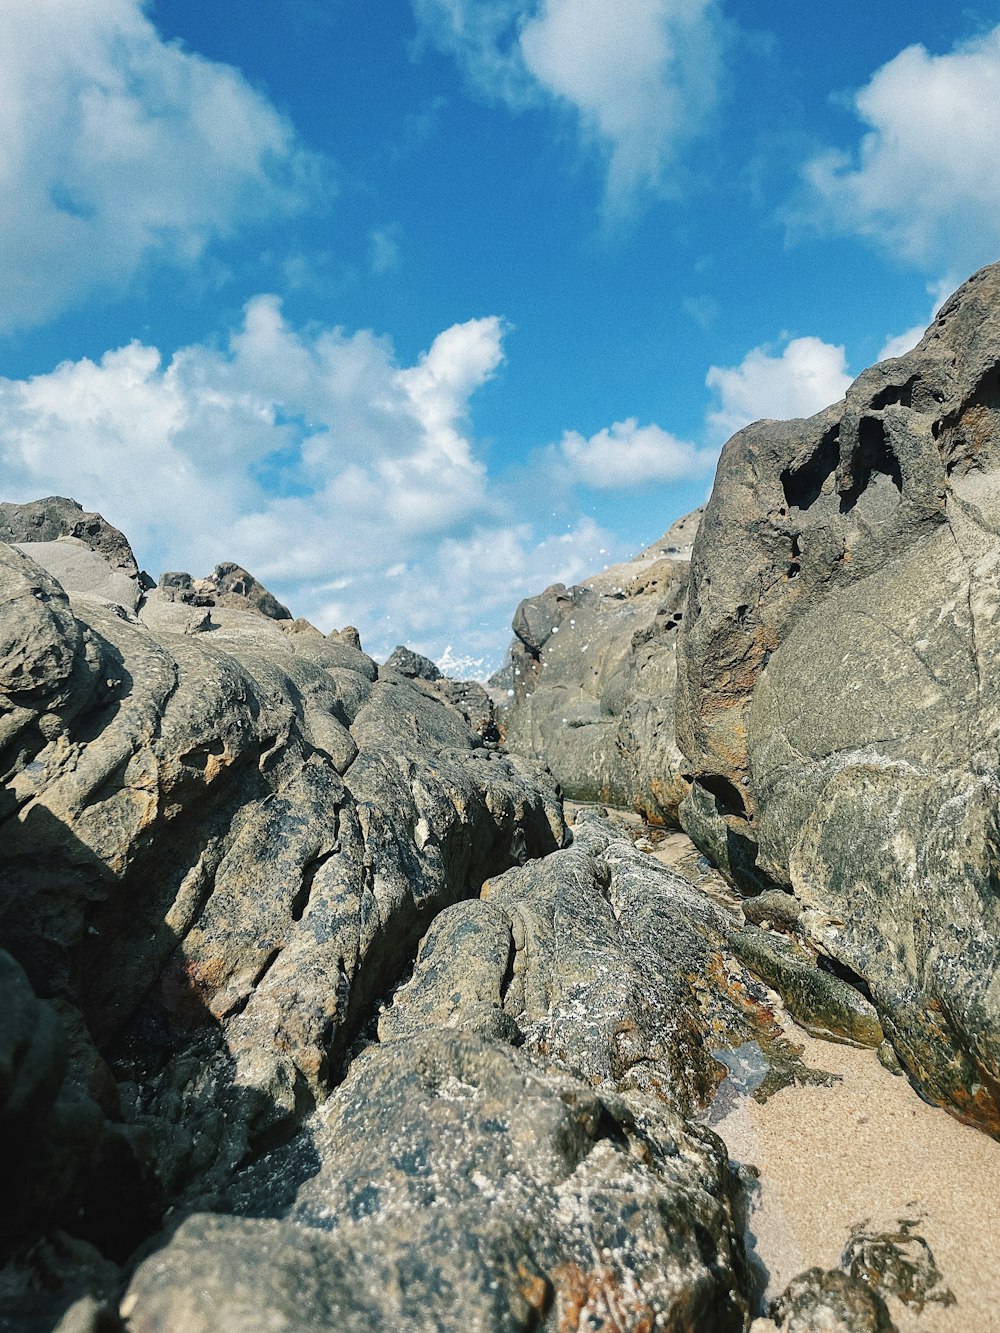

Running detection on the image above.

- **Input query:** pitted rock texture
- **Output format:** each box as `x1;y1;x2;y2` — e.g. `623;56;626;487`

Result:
0;496;139;579
675;263;1000;1133
499;508;701;824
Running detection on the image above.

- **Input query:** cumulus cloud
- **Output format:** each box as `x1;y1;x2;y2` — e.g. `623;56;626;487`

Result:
559;418;717;489
0;0;317;331
0;300;622;665
876;324;926;363
706;337;852;438
802;26;1000;274
412;0;725;207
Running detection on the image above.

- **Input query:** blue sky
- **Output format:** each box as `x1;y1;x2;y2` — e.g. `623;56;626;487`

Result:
2;0;999;672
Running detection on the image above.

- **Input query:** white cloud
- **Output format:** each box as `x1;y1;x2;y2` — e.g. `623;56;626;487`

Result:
559;418;717;489
0;0;316;331
876;324;925;363
803;26;1000;274
410;0;530;106
412;0;725;207
0;299;622;666
706;337;852;438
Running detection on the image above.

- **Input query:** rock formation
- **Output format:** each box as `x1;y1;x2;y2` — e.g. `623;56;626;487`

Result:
498;508;700;824
0;516;569;1328
498;264;1000;1145
0;498;911;1331
675;263;1000;1134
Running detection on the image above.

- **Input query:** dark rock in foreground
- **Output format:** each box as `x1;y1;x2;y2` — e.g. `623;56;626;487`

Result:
125;1031;749;1332
0;525;573;1328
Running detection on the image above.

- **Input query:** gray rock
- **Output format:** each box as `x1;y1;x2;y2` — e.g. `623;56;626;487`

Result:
13;537;142;612
769;1267;897;1332
0;534;564;1233
124;1032;751;1332
0;497;139;578
675;263;1000;1132
500;509;701;824
155;561;291;620
381;811;836;1117
383;643;442;680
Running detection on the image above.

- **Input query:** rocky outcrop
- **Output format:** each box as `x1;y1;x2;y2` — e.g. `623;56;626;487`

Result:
156;561;291;620
1;496;147;613
0;496;139;579
0;522;571;1328
126;810;885;1331
499;509;700;824
3;500;895;1329
124;1031;750;1332
676;263;1000;1134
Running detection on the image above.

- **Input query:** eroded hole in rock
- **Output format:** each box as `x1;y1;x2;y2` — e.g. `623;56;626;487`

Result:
788;534;801;579
839;416;903;511
700;773;748;819
817;952;875;1006
292;847;338;921
870;376;917;410
779;425;839;512
180;738;227;771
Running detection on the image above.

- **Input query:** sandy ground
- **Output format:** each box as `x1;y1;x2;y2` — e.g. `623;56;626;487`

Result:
714;1028;1000;1331
567;806;1000;1330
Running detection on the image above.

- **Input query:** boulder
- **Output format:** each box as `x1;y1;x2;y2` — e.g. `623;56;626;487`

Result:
12;538;143;612
383;643;442;680
766;1267;897;1332
153;561;291;620
124;1033;750;1333
499;508;701;823
0;496;139;578
675;262;1000;1133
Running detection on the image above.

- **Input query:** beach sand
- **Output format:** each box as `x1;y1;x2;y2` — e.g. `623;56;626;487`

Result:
713;1021;1000;1331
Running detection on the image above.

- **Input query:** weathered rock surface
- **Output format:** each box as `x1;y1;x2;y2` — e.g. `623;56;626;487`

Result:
675;263;1000;1133
0;516;574;1327
155;560;291;619
1;503;801;1331
0;497;139;579
381;810;861;1111
499;508;700;824
765;1267;897;1332
1;496;146;614
125;1032;751;1332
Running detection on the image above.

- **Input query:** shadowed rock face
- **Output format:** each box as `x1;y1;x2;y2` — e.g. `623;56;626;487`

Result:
499;509;701;825
676;262;1000;1134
